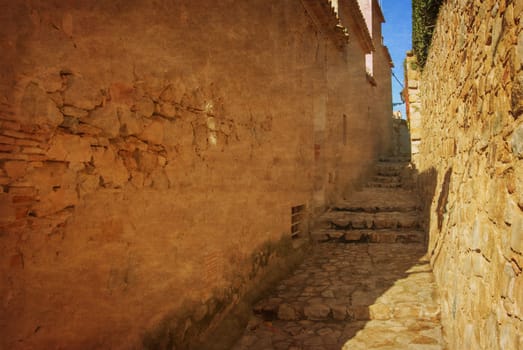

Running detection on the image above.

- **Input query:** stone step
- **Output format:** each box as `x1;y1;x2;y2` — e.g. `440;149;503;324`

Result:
375;161;410;167
374;162;409;176
378;156;411;163
311;229;424;243
372;175;401;183
367;181;402;188
254;293;439;323
376;167;402;176
238;245;444;349
334;188;420;212
320;211;420;229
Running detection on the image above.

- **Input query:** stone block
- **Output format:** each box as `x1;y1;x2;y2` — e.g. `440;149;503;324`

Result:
393;304;421;319
149;169;169;190
47;133;92;163
352;290;376;306
159;84;183;103
3;161;28;179
344;231;364;241
510;213;523;253
62;105;89;119
20;82;63;127
303;303;330;320
396;213;420;228
0;193;16;222
87;103;120;138
139;119;165;145
254;297;282;316
156;101;177;118
331;305;348;320
514;275;523;319
119;109;145;137
407;344;441;350
486;177;507;224
499;323;519;350
135;151;158;173
369;303;391;320
277;303;297;321
26;162;70;190
470;214;496;259
373;215;397;229
133;97;155;118
92;147;129;187
510;124;523;158
350;305;370;320
471;253;489;278
411;140;421;154
327;231;344;239
515;161;523;208
77;173;99;195
63;76;103;110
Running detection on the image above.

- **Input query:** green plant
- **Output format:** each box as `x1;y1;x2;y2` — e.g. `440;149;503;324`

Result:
412;0;444;69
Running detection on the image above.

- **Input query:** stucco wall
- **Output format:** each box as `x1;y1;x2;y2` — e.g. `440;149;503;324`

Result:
417;0;522;348
0;1;391;348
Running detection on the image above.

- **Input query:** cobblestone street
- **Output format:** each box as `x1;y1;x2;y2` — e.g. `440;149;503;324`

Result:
232;243;444;350
1;0;520;347
232;161;446;350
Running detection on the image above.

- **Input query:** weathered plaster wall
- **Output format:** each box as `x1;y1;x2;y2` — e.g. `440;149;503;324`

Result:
369;1;393;157
416;0;522;348
0;0;391;348
324;35;376;201
336;0;392;190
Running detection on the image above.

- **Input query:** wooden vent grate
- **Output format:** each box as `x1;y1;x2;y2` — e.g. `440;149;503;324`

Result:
291;204;306;238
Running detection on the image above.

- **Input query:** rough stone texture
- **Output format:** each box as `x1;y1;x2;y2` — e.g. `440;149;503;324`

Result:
392;115;412;158
233;243;445;350
312;160;424;244
413;0;523;348
404;51;422;166
235;158;445;349
0;0;393;349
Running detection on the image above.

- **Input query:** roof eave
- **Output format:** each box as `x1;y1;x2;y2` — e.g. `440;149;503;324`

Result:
346;0;374;53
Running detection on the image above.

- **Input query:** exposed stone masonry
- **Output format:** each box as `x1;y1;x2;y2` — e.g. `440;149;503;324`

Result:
232;159;446;349
404;51;422;166
413;0;522;348
0;1;394;348
312;159;422;244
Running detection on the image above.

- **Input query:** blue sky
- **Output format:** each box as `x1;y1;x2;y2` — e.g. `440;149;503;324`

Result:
381;0;412;119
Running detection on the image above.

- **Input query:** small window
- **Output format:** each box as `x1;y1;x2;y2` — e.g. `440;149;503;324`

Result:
331;0;339;15
366;53;374;76
343;114;347;145
291;205;306;238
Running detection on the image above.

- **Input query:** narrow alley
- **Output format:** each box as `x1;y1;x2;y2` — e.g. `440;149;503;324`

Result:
232;159;445;350
0;0;521;349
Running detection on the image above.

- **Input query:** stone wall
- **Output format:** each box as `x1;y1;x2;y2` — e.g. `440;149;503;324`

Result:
416;0;522;348
391;116;411;158
0;0;391;348
404;51;422;165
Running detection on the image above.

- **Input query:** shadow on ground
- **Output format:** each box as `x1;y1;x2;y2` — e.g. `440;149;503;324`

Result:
198;164;443;350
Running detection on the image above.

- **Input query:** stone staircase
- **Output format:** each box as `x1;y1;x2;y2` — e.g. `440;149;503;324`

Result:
232;158;445;350
311;159;424;244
